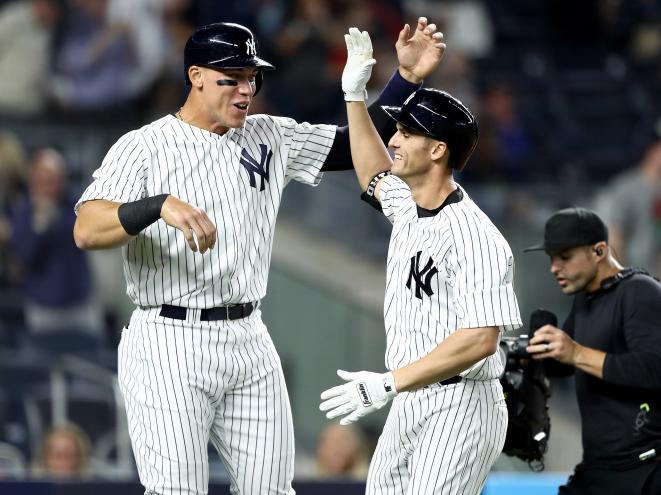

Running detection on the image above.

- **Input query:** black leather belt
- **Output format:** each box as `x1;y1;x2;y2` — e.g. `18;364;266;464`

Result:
159;302;255;321
440;375;462;386
424;375;462;390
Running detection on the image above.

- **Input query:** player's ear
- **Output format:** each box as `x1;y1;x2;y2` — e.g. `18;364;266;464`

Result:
189;66;204;88
592;242;607;259
429;140;447;162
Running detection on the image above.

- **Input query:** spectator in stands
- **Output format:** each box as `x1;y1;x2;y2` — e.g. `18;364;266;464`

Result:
106;0;167;101
468;82;535;183
33;423;91;480
50;0;134;112
0;132;28;285
315;423;369;480
0;131;27;215
7;148;104;344
0;442;27;479
147;0;194;118
271;0;344;120
594;131;661;277
0;0;63;116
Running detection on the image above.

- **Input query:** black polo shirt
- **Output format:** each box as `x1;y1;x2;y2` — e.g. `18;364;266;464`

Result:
562;269;661;468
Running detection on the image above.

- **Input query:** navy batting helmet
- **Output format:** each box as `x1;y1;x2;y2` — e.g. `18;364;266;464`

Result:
382;88;478;171
184;22;275;95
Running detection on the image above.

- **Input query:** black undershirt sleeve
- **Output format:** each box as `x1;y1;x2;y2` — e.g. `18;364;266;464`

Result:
321;70;420;172
602;278;661;390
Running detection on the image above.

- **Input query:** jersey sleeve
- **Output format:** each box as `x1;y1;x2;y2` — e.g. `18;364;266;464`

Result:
449;211;522;332
378;174;412;225
75;130;147;214
280;117;336;186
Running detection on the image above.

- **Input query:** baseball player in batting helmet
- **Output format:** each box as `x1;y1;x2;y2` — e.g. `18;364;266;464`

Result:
320;28;522;495
75;17;451;495
183;22;275;94
381;87;478;171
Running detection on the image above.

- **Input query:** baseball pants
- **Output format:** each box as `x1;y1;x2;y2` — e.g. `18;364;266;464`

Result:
118;307;295;495
366;378;507;495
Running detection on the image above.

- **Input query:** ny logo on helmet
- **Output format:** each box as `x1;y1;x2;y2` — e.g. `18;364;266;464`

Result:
246;38;256;56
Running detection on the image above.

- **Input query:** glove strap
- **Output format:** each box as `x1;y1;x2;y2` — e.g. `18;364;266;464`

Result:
382;372;397;396
344;88;369;102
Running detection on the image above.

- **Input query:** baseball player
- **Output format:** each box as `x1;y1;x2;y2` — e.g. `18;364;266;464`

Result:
73;20;445;495
319;29;523;494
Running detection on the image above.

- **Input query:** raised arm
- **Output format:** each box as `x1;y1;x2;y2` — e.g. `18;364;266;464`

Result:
321;18;446;172
342;29;391;190
342;27;446;196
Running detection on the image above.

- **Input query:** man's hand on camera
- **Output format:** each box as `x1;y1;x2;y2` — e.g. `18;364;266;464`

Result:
527;324;581;365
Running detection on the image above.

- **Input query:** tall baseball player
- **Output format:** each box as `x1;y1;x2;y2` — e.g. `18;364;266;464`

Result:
73;20;446;495
319;29;523;494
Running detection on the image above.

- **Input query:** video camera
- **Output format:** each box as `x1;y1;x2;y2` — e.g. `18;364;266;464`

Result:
500;334;531;360
499;308;557;470
499;309;557;369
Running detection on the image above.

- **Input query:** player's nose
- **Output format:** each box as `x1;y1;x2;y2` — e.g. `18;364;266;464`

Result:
237;78;255;96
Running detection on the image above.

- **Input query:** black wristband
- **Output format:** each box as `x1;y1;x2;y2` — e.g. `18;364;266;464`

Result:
118;194;169;235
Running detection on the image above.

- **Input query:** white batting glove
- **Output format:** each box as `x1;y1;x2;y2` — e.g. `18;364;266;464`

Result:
342;27;376;101
320;369;397;425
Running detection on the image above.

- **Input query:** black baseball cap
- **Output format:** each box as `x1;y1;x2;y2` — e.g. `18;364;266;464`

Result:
524;207;608;253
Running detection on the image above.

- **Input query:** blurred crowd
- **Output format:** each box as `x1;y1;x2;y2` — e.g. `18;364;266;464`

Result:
0;0;659;178
0;0;659;483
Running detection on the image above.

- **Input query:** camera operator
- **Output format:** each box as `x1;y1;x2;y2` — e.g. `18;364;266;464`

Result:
524;207;661;495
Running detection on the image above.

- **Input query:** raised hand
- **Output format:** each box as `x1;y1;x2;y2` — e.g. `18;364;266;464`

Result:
160;195;217;253
396;16;446;84
342;27;376;101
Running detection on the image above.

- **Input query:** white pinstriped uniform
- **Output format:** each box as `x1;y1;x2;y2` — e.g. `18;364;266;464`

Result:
367;175;522;495
76;114;336;495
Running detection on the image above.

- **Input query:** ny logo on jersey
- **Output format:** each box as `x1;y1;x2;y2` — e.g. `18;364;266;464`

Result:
406;251;438;299
246;38;257;56
240;144;272;191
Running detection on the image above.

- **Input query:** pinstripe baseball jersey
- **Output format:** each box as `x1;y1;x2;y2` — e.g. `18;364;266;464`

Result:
76;114;335;307
379;175;522;378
